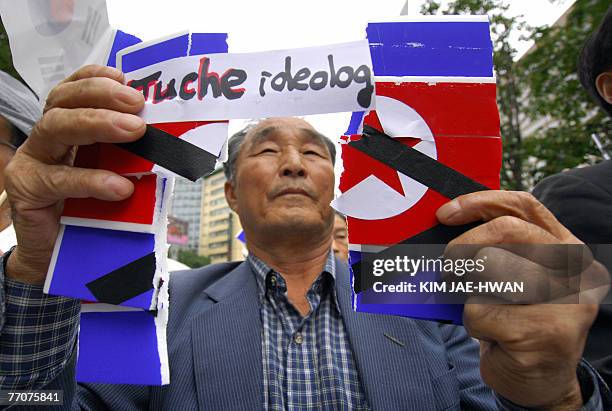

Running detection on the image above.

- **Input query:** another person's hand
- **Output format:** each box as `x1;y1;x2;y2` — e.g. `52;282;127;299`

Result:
437;191;609;409
4;65;145;285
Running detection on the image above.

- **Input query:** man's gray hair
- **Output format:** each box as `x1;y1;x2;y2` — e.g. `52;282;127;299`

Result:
222;122;336;182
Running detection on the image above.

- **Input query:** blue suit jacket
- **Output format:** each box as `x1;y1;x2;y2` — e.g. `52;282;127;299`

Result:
52;259;499;410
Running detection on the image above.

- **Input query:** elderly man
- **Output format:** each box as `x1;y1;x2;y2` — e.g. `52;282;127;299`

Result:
0;65;609;410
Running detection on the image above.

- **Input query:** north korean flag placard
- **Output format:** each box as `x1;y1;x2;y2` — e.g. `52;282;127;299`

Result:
334;16;502;324
73;32;230;181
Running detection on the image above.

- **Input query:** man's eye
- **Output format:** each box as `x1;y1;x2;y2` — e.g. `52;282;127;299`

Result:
304;150;323;157
258;148;277;154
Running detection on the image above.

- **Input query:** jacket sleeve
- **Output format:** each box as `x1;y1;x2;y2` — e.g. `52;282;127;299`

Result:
0;251;149;410
440;323;612;410
438;323;498;410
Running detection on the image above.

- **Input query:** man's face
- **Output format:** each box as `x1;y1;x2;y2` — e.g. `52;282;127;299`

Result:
332;214;349;262
225;118;335;243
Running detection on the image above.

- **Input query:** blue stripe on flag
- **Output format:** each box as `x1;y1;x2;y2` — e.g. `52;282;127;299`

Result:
345;112;365;136
77;311;162;385
50;226;155;309
189;33;229;55
349;249;464;324
121;32;229;73
106;30;142;68
121;33;191;72
367;21;494;77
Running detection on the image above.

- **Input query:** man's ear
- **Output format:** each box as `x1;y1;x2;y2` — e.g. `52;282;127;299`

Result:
225;180;238;213
595;71;612;104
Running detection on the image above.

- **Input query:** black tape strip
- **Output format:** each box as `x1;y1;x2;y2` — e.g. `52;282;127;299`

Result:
115;125;218;181
86;252;156;305
349;126;492;294
351;222;481;293
352;125;489;199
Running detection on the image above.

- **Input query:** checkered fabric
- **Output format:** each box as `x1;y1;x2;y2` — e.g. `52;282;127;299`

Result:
249;252;370;410
0;252;80;390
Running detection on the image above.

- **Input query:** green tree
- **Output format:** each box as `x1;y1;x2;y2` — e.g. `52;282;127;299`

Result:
175;249;211;269
0;17;22;81
519;0;611;184
421;0;532;190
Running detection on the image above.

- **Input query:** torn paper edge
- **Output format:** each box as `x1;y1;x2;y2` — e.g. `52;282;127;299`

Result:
368;15;490;23
155;267;171;385
153;176;173;385
59;217;156;234
44;224;66;294
150;177;174;311
117;29;190;73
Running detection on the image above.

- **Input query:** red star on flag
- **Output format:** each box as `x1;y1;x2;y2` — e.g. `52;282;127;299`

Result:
339;111;422;196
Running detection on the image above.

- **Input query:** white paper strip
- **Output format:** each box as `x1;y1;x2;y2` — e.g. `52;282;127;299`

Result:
120;40;375;122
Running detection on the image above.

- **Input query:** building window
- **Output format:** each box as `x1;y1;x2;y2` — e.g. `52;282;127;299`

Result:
210;207;230;217
211;187;225;196
210;253;228;260
210;230;227;237
209;198;226;206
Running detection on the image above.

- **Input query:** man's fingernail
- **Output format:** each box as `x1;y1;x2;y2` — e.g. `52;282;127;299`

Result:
104;175;132;197
115;85;143;106
114;113;144;132
438;200;462;221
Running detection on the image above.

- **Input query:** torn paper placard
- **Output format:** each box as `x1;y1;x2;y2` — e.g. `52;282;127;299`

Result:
0;0;115;100
47;178;173;309
366;15;494;77
335;16;501;324
46;225;161;309
61;174;163;233
119;40;375;123
333;80;501;231
73;31;230;181
77;301;169;385
75;120;228;181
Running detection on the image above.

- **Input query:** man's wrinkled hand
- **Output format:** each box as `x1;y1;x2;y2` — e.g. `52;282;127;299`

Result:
4;65;146;285
437;191;609;410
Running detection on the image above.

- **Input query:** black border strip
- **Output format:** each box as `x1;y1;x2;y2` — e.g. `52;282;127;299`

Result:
86;252;156;305
348;126;492;293
115;125;218;181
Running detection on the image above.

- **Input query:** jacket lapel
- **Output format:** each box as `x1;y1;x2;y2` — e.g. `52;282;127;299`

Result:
335;260;437;411
191;262;263;410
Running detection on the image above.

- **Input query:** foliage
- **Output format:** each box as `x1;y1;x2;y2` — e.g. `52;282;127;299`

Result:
421;0;531;190
176;249;211;269
0;17;22;81
519;0;611;185
421;0;611;189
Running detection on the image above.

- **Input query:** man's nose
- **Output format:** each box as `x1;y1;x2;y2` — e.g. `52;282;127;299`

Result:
279;150;306;177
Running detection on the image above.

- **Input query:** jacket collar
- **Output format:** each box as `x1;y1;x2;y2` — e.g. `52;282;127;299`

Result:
191;259;437;410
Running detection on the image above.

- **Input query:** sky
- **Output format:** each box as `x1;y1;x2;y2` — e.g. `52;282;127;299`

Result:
106;0;575;143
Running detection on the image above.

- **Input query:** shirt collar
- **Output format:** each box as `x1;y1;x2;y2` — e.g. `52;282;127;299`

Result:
247;250;338;305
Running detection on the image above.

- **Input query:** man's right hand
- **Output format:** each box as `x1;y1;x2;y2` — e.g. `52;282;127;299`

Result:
4;65;146;285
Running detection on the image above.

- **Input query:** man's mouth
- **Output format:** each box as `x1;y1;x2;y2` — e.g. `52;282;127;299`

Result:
275;188;312;198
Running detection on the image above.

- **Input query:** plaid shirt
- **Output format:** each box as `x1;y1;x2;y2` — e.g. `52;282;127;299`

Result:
0;251;80;390
248;252;370;411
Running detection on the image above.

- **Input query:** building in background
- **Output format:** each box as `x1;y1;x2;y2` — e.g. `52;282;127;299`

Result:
199;168;245;263
170;177;205;251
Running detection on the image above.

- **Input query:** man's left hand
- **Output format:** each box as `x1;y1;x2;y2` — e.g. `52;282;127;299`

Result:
437;191;610;410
